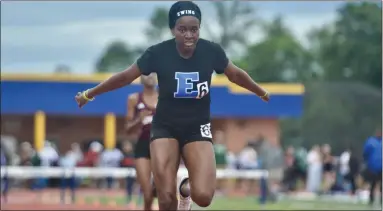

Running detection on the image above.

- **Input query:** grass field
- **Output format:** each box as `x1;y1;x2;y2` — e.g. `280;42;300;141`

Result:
83;195;380;210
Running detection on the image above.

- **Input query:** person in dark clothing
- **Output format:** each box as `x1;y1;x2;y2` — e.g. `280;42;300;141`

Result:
344;147;359;195
322;144;335;193
282;147;296;192
363;129;382;206
1;147;8;201
75;1;270;209
120;141;136;205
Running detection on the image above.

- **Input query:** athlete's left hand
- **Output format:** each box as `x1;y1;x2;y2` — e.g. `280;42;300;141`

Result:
261;92;270;102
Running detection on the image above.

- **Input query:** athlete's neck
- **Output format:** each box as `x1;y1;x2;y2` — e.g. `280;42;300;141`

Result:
176;43;194;59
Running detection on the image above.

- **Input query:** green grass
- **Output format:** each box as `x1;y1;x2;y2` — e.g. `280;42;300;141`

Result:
82;195;379;210
208;197;374;210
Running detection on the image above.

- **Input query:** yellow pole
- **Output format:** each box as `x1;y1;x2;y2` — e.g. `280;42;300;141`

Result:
34;111;46;152
104;112;116;149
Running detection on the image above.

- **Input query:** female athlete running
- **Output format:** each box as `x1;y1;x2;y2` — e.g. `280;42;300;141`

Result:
75;1;269;210
125;74;158;210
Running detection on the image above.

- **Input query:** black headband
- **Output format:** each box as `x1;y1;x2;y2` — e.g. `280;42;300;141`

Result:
168;1;202;29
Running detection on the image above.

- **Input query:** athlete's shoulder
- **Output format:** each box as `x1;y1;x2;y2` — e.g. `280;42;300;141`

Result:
138;39;175;75
198;39;228;74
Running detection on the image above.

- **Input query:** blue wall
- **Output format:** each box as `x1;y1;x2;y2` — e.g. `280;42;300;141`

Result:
1;81;303;117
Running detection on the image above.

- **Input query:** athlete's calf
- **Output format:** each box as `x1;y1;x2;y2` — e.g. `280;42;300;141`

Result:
150;138;180;210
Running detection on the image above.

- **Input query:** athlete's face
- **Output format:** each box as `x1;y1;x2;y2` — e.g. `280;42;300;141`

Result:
141;73;157;88
172;16;200;51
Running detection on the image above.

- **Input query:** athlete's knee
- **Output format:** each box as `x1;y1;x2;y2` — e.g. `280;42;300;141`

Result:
142;189;153;203
157;190;177;208
191;188;214;207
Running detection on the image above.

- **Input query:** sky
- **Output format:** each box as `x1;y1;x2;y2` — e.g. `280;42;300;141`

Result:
1;1;344;74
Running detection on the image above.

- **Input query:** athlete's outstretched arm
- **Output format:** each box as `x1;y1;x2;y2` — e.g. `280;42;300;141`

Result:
224;61;269;101
87;63;142;99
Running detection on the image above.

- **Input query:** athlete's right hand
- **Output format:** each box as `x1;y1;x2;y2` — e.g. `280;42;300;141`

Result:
75;89;96;108
139;110;152;120
75;92;87;108
75;90;94;108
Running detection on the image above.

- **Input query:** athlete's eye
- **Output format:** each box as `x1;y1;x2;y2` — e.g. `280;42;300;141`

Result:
179;28;186;33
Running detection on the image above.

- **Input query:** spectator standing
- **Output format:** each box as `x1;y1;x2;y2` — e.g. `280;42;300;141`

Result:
99;146;124;189
346;147;359;195
322;144;335;193
213;131;228;194
306;145;322;193
120;141;136;206
363;129;382;206
282;146;296;192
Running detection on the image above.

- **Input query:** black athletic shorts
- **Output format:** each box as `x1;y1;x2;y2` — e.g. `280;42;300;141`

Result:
134;139;151;159
150;120;213;148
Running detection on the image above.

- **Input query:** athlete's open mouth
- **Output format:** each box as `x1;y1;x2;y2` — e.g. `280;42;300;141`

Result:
184;42;194;47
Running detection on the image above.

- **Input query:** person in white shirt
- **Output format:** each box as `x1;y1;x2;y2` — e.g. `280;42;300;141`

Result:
237;145;259;194
99;147;124;189
339;150;350;179
59;144;83;203
39;141;59;167
238;146;258;169
306;145;322;193
60;143;83;168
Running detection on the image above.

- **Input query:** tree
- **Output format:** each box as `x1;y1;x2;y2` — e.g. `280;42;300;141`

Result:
280;81;382;156
280;3;382;154
241;16;313;82
95;41;136;73
145;7;170;44
308;2;382;88
204;1;258;52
